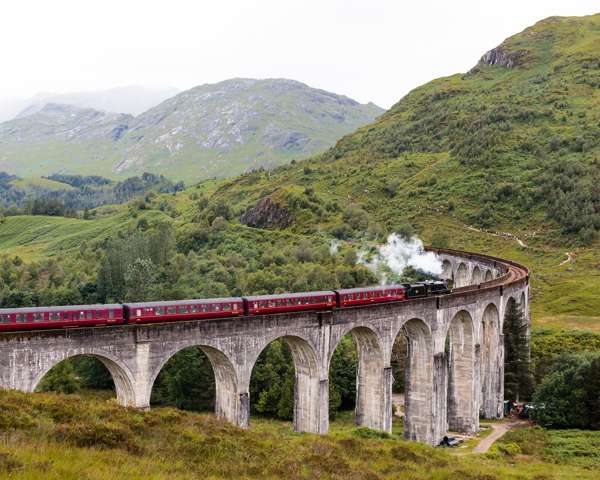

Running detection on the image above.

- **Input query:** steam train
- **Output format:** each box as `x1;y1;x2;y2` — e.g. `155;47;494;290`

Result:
0;281;450;332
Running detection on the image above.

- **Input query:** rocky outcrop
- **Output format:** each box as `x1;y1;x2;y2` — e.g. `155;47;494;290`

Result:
473;47;529;71
240;196;292;229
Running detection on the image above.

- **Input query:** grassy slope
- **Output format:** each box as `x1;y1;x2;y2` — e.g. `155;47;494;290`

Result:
0;209;170;261
9;177;76;192
0;389;597;480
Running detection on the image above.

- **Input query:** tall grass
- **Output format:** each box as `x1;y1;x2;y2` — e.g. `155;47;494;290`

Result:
0;390;597;479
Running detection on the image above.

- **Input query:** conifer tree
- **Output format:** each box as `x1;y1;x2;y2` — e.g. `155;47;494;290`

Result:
503;299;533;402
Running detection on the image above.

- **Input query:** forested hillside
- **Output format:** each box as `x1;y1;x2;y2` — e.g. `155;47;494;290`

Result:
0;171;184;214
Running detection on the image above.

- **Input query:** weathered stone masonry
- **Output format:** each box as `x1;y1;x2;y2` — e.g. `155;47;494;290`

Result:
0;248;529;445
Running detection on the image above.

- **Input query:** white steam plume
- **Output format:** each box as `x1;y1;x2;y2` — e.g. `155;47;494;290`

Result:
358;234;442;284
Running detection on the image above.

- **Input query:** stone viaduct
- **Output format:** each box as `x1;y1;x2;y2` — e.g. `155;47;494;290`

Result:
0;247;529;445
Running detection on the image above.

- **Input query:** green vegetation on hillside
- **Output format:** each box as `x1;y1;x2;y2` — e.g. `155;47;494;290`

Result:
0;389;598;479
531;352;600;429
0;171;184;214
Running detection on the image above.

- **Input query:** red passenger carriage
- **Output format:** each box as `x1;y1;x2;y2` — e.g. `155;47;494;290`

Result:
336;285;406;307
244;291;336;315
0;304;124;331
124;298;244;323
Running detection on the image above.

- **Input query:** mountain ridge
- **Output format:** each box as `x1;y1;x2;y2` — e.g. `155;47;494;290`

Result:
0;79;383;181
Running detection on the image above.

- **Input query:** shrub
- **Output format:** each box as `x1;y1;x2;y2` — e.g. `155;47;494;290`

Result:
37;361;81;394
353;427;391;439
496;442;521;457
532;353;600;429
0;452;22;473
54;421;140;452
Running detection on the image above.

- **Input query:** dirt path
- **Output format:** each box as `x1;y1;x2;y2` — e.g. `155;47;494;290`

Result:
559;251;574;266
472;421;524;453
465;226;528;248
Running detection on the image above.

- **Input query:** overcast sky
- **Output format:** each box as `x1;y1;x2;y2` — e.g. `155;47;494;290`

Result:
1;0;598;109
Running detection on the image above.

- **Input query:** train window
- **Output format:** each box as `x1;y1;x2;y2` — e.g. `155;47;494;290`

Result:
1;315;9;323
214;305;220;311
233;304;238;310
191;305;199;313
50;312;60;321
223;304;230;310
253;302;258;309
78;312;85;319
167;306;176;314
16;314;25;323
33;313;44;322
136;309;142;317
63;312;70;320
156;307;164;315
178;306;188;314
200;305;208;312
86;312;93;320
109;310;115;319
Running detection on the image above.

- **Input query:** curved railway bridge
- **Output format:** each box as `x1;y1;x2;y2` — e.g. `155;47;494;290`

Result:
0;247;529;445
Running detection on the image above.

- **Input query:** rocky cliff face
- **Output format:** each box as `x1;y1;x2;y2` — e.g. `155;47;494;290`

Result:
240;196;293;229
477;47;527;69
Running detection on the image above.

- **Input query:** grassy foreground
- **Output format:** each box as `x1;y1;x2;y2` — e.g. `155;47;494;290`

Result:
0;390;597;480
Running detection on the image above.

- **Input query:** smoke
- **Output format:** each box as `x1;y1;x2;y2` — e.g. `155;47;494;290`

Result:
357;234;442;284
329;239;340;256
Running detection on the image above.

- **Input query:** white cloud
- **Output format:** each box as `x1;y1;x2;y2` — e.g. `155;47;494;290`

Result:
0;0;598;108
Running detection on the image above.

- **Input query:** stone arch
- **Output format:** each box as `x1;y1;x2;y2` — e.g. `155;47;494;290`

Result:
455;263;469;288
471;266;482;285
31;350;136;407
445;310;476;433
329;326;386;430
484;269;493;282
148;344;239;424
441;259;453;280
481;303;500;418
393;318;434;443
251;335;322;433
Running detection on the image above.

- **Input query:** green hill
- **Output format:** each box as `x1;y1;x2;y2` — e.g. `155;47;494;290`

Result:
208;14;600;241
